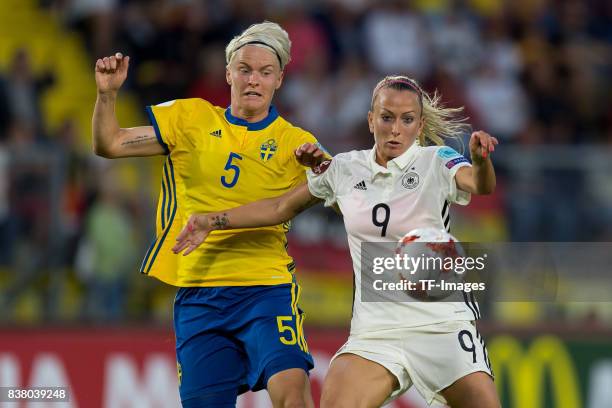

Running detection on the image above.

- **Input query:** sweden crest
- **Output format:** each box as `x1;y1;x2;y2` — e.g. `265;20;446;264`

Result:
260;138;278;161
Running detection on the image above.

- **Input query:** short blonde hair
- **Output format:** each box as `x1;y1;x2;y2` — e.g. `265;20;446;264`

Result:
225;21;291;70
371;75;470;147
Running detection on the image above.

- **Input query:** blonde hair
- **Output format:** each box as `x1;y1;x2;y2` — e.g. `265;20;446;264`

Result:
225;21;291;70
371;75;470;148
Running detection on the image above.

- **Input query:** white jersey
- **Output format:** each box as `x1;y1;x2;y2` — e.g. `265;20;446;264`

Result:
307;142;481;335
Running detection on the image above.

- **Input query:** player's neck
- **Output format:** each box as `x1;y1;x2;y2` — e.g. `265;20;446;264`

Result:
375;151;390;168
231;104;269;123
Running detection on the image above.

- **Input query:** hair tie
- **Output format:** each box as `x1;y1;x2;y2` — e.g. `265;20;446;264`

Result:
381;79;422;97
235;40;283;68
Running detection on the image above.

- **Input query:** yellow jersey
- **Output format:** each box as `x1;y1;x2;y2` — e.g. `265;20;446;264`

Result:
139;98;321;287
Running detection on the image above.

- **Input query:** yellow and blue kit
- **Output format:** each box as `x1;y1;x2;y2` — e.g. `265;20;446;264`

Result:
144;99;317;405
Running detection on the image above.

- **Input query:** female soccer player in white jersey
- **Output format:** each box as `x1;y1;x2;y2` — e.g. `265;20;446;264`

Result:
173;76;501;407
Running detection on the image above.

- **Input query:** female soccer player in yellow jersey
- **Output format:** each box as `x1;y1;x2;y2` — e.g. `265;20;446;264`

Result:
93;22;321;408
173;76;502;408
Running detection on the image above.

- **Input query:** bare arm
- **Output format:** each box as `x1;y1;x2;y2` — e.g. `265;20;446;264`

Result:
93;53;165;158
455;130;498;195
173;183;321;255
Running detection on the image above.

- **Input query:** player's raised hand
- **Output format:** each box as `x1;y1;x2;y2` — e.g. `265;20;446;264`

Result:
172;214;211;256
469;130;498;162
95;52;130;94
295;143;325;168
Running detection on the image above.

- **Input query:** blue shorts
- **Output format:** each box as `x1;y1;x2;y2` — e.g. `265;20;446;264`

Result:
173;283;313;406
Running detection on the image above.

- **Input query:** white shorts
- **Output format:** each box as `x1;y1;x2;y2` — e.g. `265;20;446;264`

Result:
331;320;493;406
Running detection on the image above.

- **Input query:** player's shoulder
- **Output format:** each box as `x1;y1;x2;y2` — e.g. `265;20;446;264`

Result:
311;148;371;182
416;145;464;161
334;148;369;162
330;149;371;171
181;98;217;113
275;117;314;139
423;145;472;175
430;145;465;158
273;119;331;156
153;98;216;112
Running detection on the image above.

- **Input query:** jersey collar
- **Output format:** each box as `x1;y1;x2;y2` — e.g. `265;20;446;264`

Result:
224;105;279;131
369;140;420;177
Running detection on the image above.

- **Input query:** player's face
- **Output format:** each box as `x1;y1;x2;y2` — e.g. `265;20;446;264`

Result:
368;88;424;165
226;46;284;120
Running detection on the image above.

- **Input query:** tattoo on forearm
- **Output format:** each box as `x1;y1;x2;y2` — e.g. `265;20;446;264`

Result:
121;135;155;146
211;213;229;230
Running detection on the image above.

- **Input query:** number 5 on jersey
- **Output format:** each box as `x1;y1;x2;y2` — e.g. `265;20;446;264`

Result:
221;152;242;188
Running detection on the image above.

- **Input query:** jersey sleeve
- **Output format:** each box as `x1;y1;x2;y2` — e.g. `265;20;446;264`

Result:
435;146;472;206
307;158;339;207
146;99;192;153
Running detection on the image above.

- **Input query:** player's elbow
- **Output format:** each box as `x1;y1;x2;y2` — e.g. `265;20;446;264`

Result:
93;143;112;158
93;143;106;157
92;134;121;158
93;142;122;159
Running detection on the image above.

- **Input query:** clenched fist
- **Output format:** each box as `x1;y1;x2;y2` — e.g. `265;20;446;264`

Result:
295;142;325;168
95;52;130;94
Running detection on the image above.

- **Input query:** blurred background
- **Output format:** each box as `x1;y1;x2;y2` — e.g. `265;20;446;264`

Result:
0;0;611;407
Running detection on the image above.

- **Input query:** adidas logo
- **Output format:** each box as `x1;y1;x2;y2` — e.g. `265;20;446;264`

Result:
353;180;367;190
209;129;222;138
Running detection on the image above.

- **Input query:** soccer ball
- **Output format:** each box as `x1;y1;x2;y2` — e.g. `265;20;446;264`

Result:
395;227;465;300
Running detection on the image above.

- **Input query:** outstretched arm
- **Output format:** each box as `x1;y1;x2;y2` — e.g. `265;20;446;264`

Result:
93;52;165;158
455;130;498;195
173;183;321;255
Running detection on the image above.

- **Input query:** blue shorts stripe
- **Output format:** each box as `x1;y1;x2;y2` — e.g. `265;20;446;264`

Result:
290;283;297;315
296;285;307;352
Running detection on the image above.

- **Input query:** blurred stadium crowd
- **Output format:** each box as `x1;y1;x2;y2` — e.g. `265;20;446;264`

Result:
0;0;611;325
